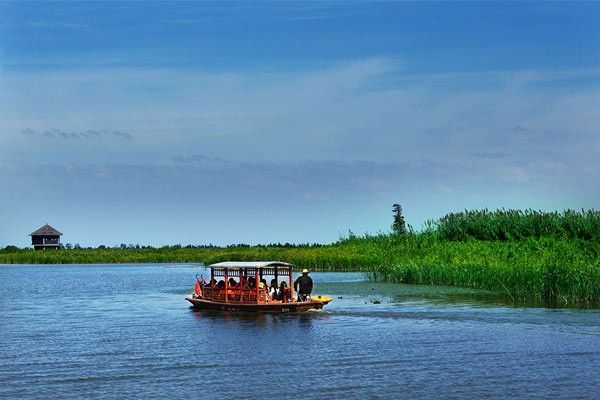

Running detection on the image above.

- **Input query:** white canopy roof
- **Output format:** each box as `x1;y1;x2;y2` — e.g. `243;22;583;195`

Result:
209;261;294;269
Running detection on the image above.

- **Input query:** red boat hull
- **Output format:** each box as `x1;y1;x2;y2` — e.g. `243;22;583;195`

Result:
185;297;326;313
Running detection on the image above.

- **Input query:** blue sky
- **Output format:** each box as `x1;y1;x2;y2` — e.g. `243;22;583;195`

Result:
1;1;599;248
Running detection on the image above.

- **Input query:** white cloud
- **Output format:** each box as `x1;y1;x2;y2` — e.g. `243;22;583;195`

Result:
529;161;569;173
494;166;528;182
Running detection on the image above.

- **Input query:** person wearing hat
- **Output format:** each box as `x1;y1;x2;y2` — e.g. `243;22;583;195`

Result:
294;269;313;301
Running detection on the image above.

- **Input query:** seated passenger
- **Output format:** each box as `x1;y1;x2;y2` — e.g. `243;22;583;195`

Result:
278;281;288;302
228;277;237;288
269;279;279;300
259;282;271;302
241;275;249;287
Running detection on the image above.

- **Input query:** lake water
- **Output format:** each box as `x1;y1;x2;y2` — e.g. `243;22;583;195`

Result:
1;264;599;399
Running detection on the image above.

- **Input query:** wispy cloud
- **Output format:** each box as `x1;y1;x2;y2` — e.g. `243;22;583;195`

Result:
495;166;528;182
20;128;133;140
469;152;512;159
170;154;230;165
26;21;91;30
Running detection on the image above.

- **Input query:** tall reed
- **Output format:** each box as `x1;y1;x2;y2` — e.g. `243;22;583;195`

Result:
434;208;600;241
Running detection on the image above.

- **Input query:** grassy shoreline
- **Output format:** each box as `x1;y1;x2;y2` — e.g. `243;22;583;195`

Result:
3;208;599;304
2;235;599;304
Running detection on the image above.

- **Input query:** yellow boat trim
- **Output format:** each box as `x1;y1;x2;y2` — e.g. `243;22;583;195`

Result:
311;295;333;303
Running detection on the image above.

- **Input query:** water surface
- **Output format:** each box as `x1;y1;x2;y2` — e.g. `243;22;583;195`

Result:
1;264;598;399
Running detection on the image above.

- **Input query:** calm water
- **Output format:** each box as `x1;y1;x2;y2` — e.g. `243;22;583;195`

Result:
1;264;599;399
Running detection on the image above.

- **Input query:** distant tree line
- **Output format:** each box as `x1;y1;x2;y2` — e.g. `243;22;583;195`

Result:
0;241;325;253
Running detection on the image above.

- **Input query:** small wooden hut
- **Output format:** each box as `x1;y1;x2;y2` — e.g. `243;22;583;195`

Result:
29;224;63;250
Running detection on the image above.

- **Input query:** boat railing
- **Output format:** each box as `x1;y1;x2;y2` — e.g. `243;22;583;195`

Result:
201;286;274;304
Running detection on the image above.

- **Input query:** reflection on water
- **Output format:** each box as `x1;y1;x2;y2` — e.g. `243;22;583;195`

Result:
1;264;599;399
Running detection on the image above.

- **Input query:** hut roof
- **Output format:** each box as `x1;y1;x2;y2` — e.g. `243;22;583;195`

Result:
29;223;63;236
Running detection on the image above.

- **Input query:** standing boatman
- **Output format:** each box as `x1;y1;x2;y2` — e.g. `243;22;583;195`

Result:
294;269;313;301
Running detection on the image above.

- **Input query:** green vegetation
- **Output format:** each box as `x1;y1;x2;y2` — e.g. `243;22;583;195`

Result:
342;233;600;305
2;208;600;305
430;208;600;241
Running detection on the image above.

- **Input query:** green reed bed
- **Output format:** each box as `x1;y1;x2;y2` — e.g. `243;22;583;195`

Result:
370;235;600;303
431;208;600;241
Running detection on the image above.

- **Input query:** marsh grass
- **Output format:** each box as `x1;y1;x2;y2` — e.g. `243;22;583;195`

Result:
432;208;600;241
372;235;600;304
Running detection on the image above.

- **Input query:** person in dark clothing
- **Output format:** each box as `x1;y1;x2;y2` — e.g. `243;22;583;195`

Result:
278;281;288;302
294;269;313;301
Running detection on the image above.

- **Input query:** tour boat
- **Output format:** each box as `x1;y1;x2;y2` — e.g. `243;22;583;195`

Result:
185;261;332;312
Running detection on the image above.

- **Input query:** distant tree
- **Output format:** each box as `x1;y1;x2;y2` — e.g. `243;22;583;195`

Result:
392;203;407;235
65;243;73;250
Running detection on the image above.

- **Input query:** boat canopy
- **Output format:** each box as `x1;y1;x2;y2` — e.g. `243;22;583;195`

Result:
208;261;294;278
209;261;294;269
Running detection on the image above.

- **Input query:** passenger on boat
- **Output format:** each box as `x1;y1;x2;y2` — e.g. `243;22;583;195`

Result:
194;277;204;297
241;275;249;287
228;277;237;288
216;280;226;289
259;282;271;303
248;277;256;289
294;269;313;301
269;279;279;300
278;281;288;302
